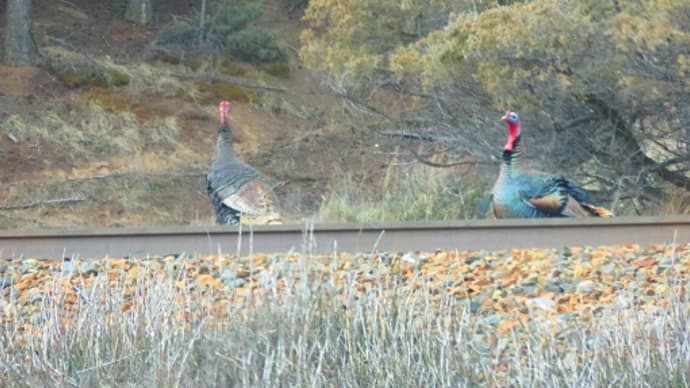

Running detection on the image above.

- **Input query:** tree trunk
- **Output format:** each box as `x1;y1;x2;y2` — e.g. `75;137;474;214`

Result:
4;0;38;65
125;0;153;25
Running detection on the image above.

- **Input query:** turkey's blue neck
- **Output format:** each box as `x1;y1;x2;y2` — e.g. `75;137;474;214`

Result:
215;123;237;164
502;135;523;171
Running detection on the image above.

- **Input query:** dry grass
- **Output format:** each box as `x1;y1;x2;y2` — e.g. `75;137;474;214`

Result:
318;161;488;223
654;184;690;216
0;172;210;228
1;250;689;387
3;102;183;162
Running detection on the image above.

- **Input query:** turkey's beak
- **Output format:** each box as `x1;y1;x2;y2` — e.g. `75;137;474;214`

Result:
500;113;508;121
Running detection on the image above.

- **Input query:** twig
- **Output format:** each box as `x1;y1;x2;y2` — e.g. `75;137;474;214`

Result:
0;194;88;211
409;148;490;168
380;130;438;142
62;172;131;182
379;130;457;143
61;170;206;183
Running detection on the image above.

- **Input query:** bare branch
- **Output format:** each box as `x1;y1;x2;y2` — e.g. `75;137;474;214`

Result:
409;148;490;168
0;193;88;211
379;130;454;143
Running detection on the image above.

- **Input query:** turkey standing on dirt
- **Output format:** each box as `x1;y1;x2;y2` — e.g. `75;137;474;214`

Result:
206;101;283;225
489;110;613;218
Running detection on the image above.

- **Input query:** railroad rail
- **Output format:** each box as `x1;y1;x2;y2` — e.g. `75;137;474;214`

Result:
1;216;689;259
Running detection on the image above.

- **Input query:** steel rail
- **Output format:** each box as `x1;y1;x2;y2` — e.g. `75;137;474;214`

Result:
0;216;689;259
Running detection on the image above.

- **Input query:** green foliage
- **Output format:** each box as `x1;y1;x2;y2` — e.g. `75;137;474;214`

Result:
210;1;262;35
211;0;286;63
302;0;690;213
259;62;291;78
153;1;285;65
224;27;284;63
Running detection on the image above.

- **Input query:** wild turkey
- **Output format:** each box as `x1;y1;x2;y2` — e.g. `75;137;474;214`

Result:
489;110;613;219
206;100;283;225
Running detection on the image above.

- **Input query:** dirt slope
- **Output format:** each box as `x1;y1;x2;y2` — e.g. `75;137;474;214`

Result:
0;0;395;229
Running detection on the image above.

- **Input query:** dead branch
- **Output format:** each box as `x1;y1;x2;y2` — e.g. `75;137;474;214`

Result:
0;193;88;211
409;148;491;168
61;172;131;182
61;170;206;183
380;130;457;143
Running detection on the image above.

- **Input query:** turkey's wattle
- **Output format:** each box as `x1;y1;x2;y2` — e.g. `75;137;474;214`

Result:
206;100;283;225
489;110;613;219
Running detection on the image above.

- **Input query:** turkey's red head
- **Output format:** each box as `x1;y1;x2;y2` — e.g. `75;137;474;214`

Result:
219;101;231;124
501;110;521;152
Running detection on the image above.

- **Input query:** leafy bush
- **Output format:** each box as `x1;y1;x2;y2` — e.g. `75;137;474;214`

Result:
224;28;284;63
210;0;285;63
152;0;285;64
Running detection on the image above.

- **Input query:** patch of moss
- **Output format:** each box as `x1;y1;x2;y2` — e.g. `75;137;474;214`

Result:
52;67;130;89
218;58;246;76
110;70;131;86
193;81;260;104
259;62;290;78
85;88;132;112
57;71;109;89
182;56;207;71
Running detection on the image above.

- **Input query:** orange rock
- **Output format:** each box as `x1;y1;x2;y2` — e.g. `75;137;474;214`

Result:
496;319;519;334
500;272;520;288
600;274;615;283
451;286;468;297
632;256;657;269
13;278;32;291
109;259;130;271
120;301;133;312
573;265;591;277
64;292;78;305
235;286;251;297
106;269;122;280
197;274;221;288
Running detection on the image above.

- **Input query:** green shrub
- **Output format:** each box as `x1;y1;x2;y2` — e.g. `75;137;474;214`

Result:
224;27;285;63
211;0;286;63
259;62;290;78
151;1;285;65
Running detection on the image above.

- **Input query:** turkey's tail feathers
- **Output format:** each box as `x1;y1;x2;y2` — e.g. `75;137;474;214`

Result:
559;176;614;218
581;203;614;217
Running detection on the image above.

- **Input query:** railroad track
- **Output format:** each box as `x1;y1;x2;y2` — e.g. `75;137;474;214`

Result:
1;216;688;259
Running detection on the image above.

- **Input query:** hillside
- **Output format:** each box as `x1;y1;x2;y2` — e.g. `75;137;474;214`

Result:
0;0;427;229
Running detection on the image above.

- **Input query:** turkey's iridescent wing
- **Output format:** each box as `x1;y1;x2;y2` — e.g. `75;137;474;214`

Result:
520;175;613;217
523;190;567;214
219;177;282;223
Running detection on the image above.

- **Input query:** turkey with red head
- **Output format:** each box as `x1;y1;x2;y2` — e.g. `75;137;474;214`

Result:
489;110;613;218
206;100;283;225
